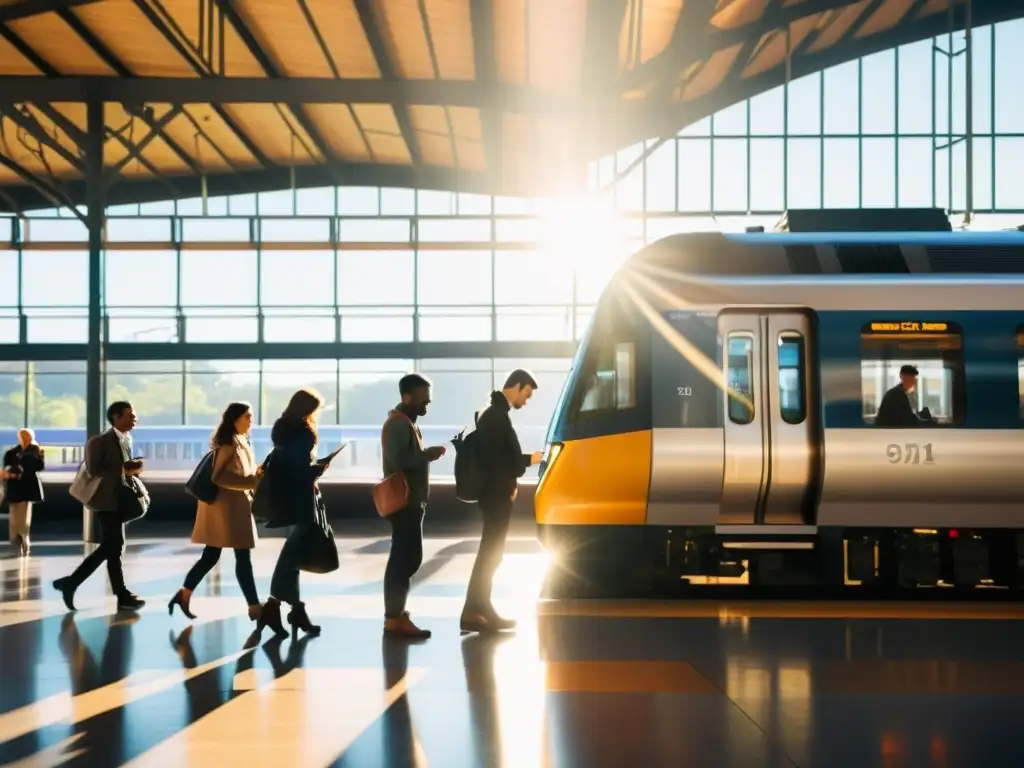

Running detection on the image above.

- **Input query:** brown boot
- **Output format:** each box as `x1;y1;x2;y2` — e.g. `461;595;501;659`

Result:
247;604;262;622
256;599;288;638
167;588;196;620
383;611;431;639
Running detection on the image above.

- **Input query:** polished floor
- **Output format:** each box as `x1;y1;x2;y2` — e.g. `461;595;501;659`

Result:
1;529;1024;768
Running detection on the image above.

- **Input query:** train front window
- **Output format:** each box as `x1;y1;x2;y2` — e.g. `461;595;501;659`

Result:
778;333;806;425
577;340;636;414
727;334;755;425
860;321;965;426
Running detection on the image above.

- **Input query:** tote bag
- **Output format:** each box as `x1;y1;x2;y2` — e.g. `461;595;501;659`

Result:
184;450;218;503
297;492;339;574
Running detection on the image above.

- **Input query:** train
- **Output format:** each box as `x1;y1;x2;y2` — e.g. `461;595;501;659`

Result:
534;230;1024;592
0;424;548;479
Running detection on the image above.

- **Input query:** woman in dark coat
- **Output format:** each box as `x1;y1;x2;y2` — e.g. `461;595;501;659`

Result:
259;388;336;638
4;428;45;556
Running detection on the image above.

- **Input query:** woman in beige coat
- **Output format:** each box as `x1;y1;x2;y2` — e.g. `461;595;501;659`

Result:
168;402;266;624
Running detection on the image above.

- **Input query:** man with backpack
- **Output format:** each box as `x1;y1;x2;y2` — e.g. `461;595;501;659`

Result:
459;369;542;633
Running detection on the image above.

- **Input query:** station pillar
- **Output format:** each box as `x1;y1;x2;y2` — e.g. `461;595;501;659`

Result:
83;93;104;544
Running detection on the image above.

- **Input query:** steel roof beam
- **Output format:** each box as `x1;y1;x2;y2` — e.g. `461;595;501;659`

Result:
469;0;501;186
0;0;101;23
0;150;84;220
0;76;580;111
0;103;84;171
353;0;422;166
131;0;273;171
212;0;344;176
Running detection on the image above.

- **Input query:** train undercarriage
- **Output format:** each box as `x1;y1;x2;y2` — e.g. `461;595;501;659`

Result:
540;525;1024;598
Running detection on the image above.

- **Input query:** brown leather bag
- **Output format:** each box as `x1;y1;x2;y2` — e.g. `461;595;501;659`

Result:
372;412;416;517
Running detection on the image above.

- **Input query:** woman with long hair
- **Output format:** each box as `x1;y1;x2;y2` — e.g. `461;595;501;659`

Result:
3;428;45;556
169;402;272;630
259;388;333;638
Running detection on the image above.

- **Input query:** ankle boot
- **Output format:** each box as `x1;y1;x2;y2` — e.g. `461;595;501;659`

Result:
257;599;288;638
286;602;321;638
168;588;196;620
247;604;262;622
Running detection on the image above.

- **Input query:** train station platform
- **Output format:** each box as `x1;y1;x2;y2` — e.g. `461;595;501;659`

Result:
2;524;1024;767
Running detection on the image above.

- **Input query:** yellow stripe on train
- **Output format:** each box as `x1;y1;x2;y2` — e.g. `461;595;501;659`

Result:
535;431;652;526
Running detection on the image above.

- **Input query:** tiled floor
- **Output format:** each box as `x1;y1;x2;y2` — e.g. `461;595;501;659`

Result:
2;530;1024;767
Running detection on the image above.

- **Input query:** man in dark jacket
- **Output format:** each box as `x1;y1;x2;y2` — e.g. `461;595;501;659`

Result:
875;364;935;427
53;401;147;612
461;369;542;633
382;373;446;639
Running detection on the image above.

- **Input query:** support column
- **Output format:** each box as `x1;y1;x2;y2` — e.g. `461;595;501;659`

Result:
84;95;104;544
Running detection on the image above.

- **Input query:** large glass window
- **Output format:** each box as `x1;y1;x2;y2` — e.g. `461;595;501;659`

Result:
185;360;260;426
860;322;965;426
0;362;26;429
179;251;258;306
28;361;86;428
337;251;415;306
260;251;334;307
417;251;492;305
261;360;339;426
22;252;88;306
105;251;177;307
105;360;186;427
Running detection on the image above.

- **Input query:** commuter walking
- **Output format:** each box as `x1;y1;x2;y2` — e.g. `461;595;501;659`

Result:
3;428;45;556
460;369;542;633
53;401;148;612
381;373;447;639
259;389;335;638
169;402;267;625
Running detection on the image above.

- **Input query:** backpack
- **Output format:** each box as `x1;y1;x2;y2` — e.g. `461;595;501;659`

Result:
452;416;484;503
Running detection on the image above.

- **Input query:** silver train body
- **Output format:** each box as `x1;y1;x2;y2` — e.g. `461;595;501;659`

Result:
538;231;1024;589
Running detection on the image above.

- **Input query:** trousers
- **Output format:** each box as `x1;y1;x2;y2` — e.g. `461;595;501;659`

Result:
464;496;514;615
183;545;259;606
383;504;425;619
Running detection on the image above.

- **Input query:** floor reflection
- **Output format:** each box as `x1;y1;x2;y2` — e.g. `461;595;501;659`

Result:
4;535;1024;766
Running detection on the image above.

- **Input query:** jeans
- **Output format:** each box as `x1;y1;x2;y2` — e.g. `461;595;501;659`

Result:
384;504;425;619
270;523;310;606
66;510;127;595
183;546;259;606
464;497;514;616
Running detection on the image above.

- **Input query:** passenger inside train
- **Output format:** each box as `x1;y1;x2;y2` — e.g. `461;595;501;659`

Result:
874;364;938;427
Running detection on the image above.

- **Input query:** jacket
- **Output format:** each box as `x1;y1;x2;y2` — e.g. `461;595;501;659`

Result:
85;430;136;512
475;391;531;503
382;406;430;506
3;444;45;503
262;420;326;528
191;435;260;549
875;384;928;428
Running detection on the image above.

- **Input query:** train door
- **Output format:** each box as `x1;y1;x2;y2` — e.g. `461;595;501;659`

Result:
718;310;820;528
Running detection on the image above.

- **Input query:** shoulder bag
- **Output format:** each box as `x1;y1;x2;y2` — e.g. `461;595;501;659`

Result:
69;461;101;506
372;412;414;517
184;449;219;503
297;490;339;574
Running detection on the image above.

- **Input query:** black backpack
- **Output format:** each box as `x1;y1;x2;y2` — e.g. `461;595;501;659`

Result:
452;419;484;503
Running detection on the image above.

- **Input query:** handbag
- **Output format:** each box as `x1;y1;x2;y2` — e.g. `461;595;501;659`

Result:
118;478;149;523
251;451;276;524
69;461;101;506
184;450;218;503
297;492;339;574
372;412;414;517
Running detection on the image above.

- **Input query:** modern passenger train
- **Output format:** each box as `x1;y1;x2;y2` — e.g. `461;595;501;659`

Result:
535;231;1024;592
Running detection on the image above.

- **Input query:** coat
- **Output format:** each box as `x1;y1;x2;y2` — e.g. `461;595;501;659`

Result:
261;420;326;529
475;390;532;504
3;444;45;503
191;435;260;549
86;429;148;514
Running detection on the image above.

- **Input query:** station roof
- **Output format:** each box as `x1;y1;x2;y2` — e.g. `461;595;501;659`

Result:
0;0;1019;213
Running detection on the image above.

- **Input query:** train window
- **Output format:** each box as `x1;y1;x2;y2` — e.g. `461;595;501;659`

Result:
727;334;755;425
860;322;965;426
578;340;636;414
778;333;806;425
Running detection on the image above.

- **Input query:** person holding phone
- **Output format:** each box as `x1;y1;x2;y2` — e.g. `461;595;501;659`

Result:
3;428;45;556
52;401;147;612
258;388;334;639
460;369;543;634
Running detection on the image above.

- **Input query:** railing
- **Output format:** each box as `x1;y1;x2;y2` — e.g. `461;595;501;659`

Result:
26;424;551;482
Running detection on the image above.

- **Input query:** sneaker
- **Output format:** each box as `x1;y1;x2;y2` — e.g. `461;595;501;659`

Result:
383;611;431;639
